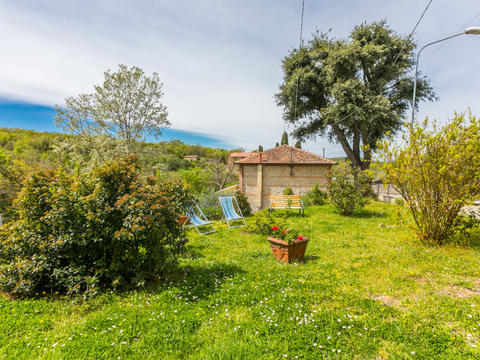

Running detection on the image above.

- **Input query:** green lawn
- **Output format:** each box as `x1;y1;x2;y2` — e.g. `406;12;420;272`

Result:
2;202;480;359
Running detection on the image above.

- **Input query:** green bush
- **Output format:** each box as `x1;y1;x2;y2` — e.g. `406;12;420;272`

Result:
179;167;211;194
202;206;223;221
283;187;294;195
305;183;327;206
0;155;192;298
378;113;480;244
327;162;370;216
198;191;223;220
247;209;280;235
235;190;251;217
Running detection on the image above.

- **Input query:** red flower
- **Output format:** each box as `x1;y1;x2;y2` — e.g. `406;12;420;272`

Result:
297;235;303;240
272;226;278;231
282;230;286;234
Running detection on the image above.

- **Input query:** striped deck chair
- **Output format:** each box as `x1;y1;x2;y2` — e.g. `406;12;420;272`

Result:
218;196;246;229
185;203;216;235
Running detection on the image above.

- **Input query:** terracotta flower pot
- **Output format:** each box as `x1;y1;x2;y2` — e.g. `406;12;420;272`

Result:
267;237;310;263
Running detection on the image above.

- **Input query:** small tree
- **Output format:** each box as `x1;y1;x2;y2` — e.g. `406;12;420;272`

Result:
258;145;263;152
281;131;289;145
55;64;169;164
295;140;302;149
378;113;480;244
275;142;280;147
328;161;370;215
204;151;235;191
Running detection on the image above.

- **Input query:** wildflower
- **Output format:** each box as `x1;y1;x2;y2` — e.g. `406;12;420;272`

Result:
272;226;278;231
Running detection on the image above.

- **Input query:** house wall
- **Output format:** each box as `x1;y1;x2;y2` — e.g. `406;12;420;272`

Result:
240;164;332;211
240;165;259;210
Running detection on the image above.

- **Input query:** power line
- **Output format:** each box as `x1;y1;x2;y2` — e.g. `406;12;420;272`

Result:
289;0;305;133
331;0;434;126
393;0;433;64
422;8;480;65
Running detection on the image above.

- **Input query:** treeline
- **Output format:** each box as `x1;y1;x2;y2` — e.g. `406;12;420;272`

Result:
0;127;241;219
0;127;236;167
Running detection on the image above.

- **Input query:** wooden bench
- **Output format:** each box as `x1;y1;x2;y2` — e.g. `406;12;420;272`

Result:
268;194;304;216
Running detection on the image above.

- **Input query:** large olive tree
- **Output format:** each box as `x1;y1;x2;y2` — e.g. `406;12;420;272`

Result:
276;21;436;169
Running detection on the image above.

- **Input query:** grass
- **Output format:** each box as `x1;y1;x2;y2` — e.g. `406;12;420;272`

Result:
2;201;480;359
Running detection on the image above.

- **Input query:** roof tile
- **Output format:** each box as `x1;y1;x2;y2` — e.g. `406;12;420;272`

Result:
236;145;336;165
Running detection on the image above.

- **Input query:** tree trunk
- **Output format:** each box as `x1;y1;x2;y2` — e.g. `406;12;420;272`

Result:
331;124;362;168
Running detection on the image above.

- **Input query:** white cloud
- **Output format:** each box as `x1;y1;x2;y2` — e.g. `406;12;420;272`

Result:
0;0;479;156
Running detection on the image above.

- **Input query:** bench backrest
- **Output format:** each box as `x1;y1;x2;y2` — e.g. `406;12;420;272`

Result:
269;194;303;208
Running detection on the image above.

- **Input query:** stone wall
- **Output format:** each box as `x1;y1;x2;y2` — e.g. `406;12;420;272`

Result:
240;165;259;210
240;164;332;211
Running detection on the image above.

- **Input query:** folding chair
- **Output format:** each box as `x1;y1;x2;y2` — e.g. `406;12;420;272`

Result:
218;196;246;229
185;203;216;235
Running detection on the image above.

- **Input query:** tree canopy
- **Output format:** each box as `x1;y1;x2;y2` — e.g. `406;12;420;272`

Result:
55;64;169;162
276;21;436;169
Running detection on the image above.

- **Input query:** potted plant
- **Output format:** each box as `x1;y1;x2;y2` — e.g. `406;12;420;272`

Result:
267;226;309;263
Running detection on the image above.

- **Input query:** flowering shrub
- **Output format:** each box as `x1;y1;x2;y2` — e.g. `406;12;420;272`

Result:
0;155;193;298
270;226;304;245
378;113;480;244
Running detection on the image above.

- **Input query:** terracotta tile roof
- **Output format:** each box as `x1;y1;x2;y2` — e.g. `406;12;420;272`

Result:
235;145;336;165
229;152;255;157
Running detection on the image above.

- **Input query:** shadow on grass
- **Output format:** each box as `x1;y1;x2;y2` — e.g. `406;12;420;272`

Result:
350;209;388;219
303;255;319;262
155;261;245;301
270;209;309;219
182;243;207;260
448;227;480;250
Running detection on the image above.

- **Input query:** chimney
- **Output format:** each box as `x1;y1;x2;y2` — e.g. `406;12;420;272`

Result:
259;152;262;162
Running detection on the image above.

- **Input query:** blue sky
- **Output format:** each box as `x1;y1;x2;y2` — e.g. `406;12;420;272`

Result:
0;0;479;156
0;101;235;149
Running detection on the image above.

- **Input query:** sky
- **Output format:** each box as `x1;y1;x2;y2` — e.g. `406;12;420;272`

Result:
0;0;479;156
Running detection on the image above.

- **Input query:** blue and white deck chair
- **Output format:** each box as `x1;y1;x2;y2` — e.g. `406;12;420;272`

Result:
218;196;246;229
185;203;216;235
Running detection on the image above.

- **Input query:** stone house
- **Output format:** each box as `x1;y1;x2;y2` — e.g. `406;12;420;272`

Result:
183;155;199;161
227;152;255;169
236;145;336;211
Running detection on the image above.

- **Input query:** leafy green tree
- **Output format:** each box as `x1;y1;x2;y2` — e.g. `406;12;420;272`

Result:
378;113;480;244
276;21;436;170
178;167;211;194
258;145;263;152
294;140;301;149
281;131;289;145
275;142;280;147
55;64;169;163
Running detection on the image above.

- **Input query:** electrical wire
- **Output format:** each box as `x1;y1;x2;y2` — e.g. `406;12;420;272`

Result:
421;8;480;65
330;0;434;126
288;0;305;134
